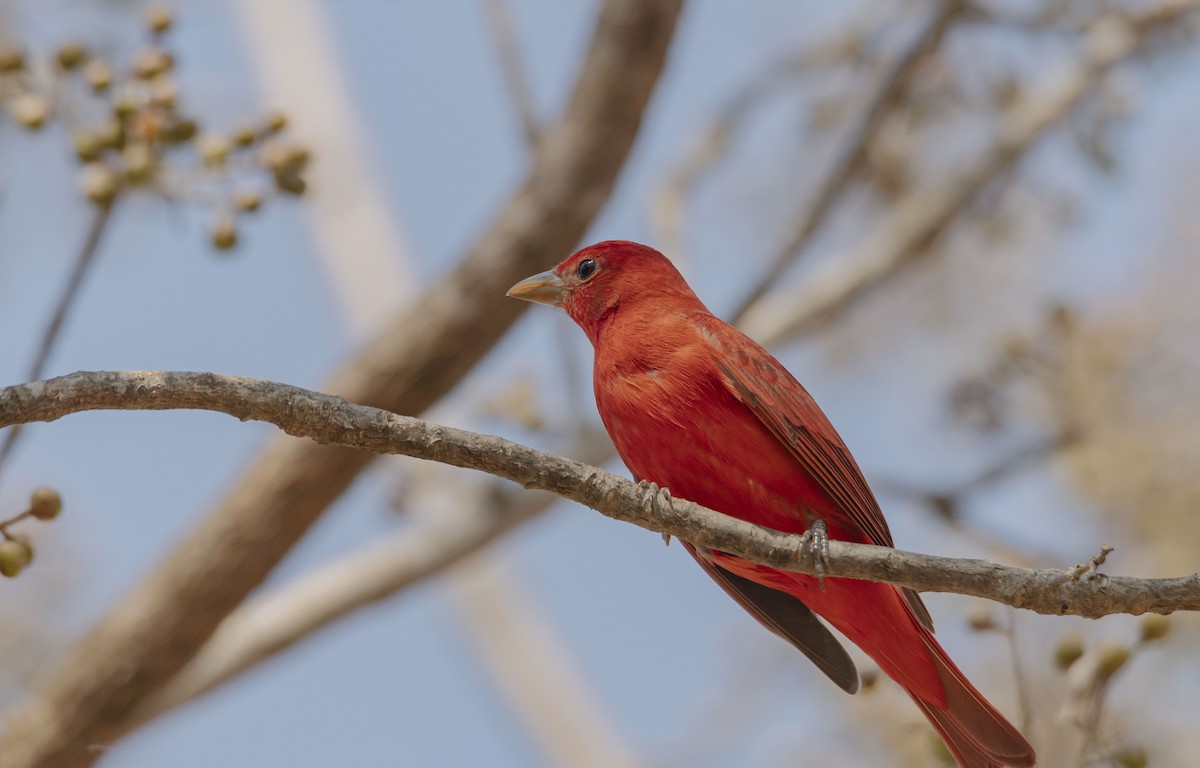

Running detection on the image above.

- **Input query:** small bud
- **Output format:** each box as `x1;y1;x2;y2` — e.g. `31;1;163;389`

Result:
114;93;140;120
197;133;230;167
149;78;178;109
233;187;263;213
261;140;310;175
966;604;996;632
1054;633;1085;671
132;47;173;80
0;46;25;73
211;214;238;251
1114;746;1148;768
56;42;89;71
84;58;113;92
29;487;62;521
273;171;306;196
264;111;287;133
74;131;105;162
10;92;49;130
162;117;198;144
79;162;120;206
288;145;310;171
232;125;257;147
122;142;156;184
993;78;1020;109
95;118;125;150
146;5;174;34
1050;304;1075;333
13;534;34;565
0;539;31;577
1139;614;1170;643
1002;336;1030;363
1095;643;1130;683
859;668;878;692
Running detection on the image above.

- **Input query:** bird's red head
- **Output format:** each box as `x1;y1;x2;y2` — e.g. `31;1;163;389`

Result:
507;240;704;343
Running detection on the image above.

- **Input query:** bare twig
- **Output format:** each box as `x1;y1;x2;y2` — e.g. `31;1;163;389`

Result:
0;199;115;483
1002;608;1034;738
1063;545;1115;584
740;0;1200;347
879;435;1078;514
0;4;684;767
483;0;542;147
877;430;1081;565
1061;635;1143;767
1;370;1197;620
729;0;966;323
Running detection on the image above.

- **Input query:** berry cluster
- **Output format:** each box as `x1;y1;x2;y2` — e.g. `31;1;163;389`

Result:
0;487;63;579
0;5;311;252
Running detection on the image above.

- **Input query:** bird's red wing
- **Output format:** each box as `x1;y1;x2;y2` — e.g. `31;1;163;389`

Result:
693;314;894;548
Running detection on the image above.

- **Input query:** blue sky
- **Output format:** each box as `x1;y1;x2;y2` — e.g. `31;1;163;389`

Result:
2;1;1198;765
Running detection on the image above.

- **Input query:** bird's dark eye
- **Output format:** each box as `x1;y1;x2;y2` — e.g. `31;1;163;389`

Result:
576;258;598;280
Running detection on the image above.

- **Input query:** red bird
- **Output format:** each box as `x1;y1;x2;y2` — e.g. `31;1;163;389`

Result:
508;241;1036;768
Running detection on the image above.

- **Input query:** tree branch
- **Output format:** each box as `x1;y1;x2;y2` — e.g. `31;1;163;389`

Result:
0;3;684;766
740;0;1200;347
2;370;1196;622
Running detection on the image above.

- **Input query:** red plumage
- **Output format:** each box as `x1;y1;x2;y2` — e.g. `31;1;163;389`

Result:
508;241;1036;768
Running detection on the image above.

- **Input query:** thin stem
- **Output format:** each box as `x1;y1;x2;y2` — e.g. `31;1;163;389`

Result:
0;198;116;482
1004;608;1034;737
483;0;541;147
0;508;31;538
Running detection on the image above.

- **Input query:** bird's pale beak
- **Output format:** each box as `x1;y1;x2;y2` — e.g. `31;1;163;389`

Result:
506;269;567;307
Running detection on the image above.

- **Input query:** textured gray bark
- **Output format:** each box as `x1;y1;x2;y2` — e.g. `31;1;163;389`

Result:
3;370;1195;622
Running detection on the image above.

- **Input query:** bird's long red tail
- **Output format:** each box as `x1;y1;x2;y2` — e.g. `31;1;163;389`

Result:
806;576;1036;768
910;630;1036;768
713;555;1035;767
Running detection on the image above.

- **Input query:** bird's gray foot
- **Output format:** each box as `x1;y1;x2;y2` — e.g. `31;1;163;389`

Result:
635;480;674;546
799;519;832;591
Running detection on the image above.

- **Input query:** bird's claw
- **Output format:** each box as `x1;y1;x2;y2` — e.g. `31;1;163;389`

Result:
635;480;674;545
799;520;832;592
635;480;673;514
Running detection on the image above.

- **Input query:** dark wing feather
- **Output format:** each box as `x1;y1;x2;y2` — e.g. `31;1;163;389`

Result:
686;545;859;693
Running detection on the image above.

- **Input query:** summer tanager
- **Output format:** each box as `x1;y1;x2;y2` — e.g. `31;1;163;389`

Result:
508;241;1036;767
